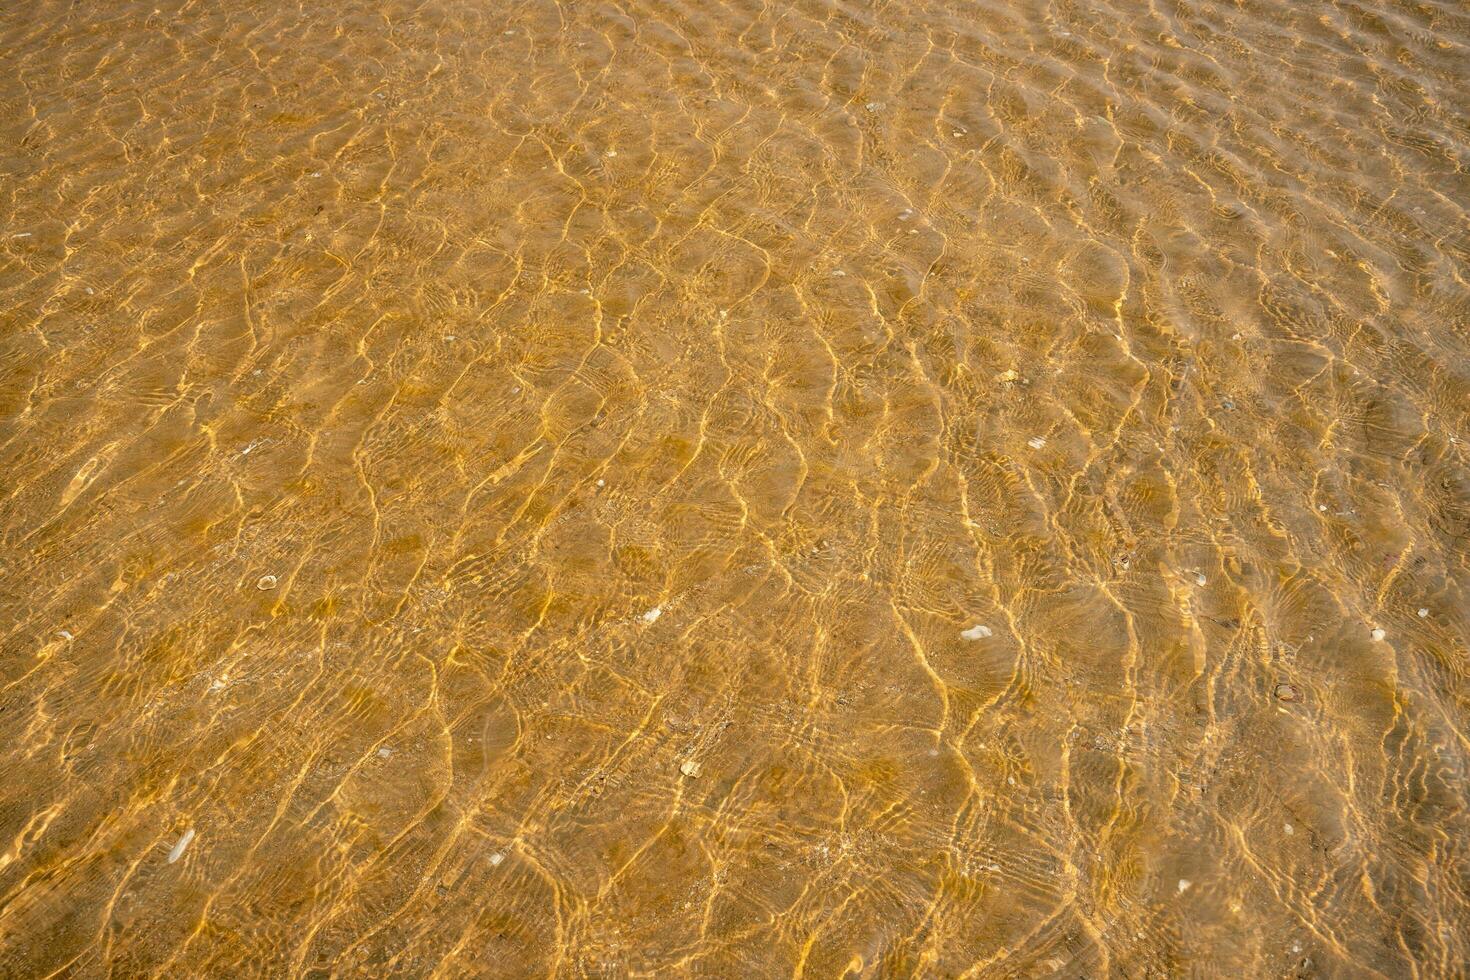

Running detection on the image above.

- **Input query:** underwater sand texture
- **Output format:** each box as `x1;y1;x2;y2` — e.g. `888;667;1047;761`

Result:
2;0;1469;975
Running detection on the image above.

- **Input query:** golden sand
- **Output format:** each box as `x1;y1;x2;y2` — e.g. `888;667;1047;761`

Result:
2;0;1468;974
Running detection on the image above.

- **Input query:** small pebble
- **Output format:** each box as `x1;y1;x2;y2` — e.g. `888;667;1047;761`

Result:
642;606;662;624
680;760;701;778
1274;683;1300;703
865;101;882;111
961;624;993;641
378;747;392;758
1177;879;1192;894
596;478;605;487
1027;436;1046;450
1195;573;1207;586
994;369;1020;384
56;629;73;641
256;574;278;591
1318;504;1327;511
489;852;505;866
605;149;617;157
1284;823;1294;835
1417;608;1429;618
1371;628;1386;642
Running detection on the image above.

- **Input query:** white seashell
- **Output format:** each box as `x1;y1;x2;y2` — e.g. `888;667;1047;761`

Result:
168;828;195;864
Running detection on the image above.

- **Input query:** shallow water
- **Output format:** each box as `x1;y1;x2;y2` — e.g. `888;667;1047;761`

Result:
2;0;1469;975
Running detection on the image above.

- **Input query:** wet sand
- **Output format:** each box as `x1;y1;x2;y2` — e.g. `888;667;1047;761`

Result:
2;0;1469;975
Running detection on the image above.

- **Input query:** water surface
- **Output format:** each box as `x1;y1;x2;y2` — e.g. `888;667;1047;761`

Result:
2;0;1469;975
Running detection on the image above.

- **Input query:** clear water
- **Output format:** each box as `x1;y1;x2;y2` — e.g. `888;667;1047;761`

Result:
2;0;1468;974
